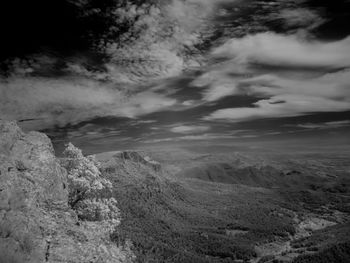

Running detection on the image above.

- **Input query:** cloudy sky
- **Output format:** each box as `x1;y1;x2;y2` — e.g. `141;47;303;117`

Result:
1;0;350;154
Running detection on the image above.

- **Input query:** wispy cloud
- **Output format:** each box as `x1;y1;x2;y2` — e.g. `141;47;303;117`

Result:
142;132;238;144
237;71;350;99
199;32;350;122
0;76;176;129
132;120;158;125
293;120;350;129
277;8;325;31
202;83;238;102
196;68;350;105
212;33;350;68
170;125;210;134
204;94;350;122
116;91;177;118
99;0;234;83
201;69;350;122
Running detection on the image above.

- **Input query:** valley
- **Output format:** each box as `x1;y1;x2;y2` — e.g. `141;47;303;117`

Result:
95;147;350;262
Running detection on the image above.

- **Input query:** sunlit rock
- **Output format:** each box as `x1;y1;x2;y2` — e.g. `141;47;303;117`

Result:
0;121;134;263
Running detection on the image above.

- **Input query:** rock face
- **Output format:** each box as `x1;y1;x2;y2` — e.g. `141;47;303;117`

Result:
0;121;134;263
113;151;161;172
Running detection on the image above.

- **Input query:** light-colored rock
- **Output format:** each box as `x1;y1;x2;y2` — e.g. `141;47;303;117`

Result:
113;151;161;172
0;121;134;263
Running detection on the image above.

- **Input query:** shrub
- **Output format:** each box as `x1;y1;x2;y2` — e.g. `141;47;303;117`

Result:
61;143;119;223
292;242;350;263
75;197;120;223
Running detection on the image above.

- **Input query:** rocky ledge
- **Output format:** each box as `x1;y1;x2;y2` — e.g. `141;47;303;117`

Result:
0;121;134;263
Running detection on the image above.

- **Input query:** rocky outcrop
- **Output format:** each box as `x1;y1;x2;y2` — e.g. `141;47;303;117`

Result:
0;121;134;263
113;151;161;172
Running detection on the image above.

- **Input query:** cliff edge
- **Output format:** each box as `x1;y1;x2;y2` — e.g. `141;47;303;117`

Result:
0;121;134;263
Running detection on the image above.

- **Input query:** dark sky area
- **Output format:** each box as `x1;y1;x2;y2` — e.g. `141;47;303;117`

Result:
0;0;86;62
1;0;349;62
0;0;349;154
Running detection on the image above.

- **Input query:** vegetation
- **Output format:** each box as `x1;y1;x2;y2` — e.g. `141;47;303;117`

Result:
292;242;350;263
61;143;120;223
100;158;298;262
58;148;349;262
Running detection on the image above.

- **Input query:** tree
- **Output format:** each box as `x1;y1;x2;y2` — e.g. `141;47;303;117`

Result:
61;143;120;223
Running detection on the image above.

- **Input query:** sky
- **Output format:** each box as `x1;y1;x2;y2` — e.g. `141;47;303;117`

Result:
0;0;350;154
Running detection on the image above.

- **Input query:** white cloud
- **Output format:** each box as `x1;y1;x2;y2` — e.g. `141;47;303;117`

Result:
178;133;231;141
100;0;236;83
142;132;237;144
197;69;350;104
142;137;175;144
238;70;350;99
199;32;350;121
203;69;350;121
0;76;176;129
295;120;350;129
277;8;325;30
116;91;177;118
193;34;350;106
212;32;350;68
204;94;350;122
170;125;210;134
202;83;238;102
135;120;157;124
190;61;249;103
182;100;195;106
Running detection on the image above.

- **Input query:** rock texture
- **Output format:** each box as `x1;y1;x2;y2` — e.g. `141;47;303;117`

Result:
0;121;134;263
113;151;161;172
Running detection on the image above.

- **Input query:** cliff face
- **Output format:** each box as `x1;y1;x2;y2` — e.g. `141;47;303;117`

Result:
0;121;134;263
112;151;161;172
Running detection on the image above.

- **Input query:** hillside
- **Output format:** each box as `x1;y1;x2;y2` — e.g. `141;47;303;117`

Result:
96;147;350;262
1;121;349;263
